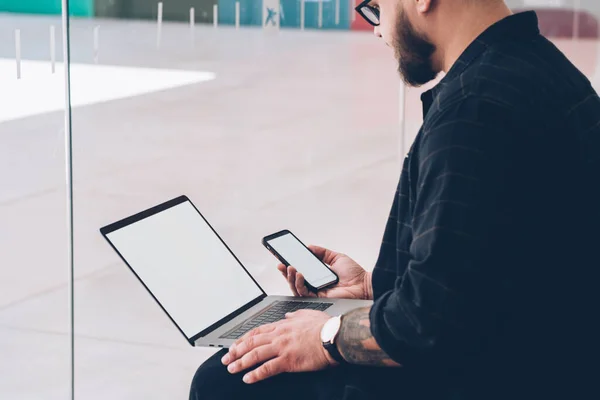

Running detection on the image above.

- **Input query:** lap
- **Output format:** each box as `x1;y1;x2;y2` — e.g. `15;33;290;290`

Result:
189;349;411;400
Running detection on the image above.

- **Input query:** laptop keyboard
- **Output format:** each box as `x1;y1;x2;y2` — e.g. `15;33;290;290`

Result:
220;301;333;340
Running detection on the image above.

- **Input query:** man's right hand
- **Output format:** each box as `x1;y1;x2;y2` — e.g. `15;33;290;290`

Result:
276;245;373;300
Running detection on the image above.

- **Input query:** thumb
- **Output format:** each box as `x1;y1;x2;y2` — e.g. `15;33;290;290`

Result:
307;245;339;265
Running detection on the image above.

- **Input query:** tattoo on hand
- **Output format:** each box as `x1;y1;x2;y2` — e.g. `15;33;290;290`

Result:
337;307;401;367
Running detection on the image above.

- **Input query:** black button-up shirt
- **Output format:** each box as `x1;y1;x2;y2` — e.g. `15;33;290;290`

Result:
369;11;600;398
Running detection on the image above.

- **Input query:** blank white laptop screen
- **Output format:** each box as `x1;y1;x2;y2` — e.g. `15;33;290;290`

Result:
105;200;263;338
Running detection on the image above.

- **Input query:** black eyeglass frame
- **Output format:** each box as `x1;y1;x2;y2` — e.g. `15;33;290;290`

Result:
355;0;380;27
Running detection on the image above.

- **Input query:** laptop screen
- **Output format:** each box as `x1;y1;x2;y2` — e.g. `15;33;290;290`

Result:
102;198;264;339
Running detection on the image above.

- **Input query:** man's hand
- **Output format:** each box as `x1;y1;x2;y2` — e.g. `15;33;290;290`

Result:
276;245;373;300
221;310;336;384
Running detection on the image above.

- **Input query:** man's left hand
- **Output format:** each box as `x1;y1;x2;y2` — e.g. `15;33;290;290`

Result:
221;310;338;384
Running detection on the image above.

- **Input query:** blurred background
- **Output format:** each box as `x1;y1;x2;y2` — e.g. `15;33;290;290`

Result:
0;0;598;398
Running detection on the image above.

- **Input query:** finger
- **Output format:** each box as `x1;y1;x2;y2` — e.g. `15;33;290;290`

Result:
276;264;287;277
295;272;315;297
307;245;339;265
287;267;300;296
243;358;286;384
221;333;272;365
223;332;274;365
228;344;279;375
235;320;282;348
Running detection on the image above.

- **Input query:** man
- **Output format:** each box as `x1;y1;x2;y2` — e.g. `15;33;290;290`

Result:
191;1;600;399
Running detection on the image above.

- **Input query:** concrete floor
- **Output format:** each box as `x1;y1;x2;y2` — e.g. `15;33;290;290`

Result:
1;12;599;400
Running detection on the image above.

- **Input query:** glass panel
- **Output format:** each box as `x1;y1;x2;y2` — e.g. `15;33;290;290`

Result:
0;3;70;400
68;0;401;397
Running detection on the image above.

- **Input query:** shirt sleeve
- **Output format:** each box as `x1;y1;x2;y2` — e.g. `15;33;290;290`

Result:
369;96;516;368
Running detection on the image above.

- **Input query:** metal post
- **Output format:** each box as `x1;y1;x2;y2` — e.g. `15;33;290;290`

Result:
573;0;581;40
214;5;219;28
235;2;241;29
60;1;75;400
190;7;195;45
157;2;163;48
15;29;21;79
50;25;56;73
318;1;323;29
93;26;100;64
300;0;305;31
398;81;406;162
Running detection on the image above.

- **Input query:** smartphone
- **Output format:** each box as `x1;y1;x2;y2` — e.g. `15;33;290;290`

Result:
262;230;339;292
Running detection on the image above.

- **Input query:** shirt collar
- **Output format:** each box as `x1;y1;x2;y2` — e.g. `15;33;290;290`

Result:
421;11;540;117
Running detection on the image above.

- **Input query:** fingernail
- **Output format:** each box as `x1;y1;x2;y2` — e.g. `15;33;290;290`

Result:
221;354;230;364
243;375;250;384
227;363;236;373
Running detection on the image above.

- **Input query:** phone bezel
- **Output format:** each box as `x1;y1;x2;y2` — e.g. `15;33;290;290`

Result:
262;229;339;292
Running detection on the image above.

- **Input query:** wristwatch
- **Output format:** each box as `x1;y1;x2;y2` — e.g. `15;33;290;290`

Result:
320;315;346;364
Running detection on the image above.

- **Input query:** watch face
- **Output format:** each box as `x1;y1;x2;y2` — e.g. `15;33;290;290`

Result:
320;316;341;343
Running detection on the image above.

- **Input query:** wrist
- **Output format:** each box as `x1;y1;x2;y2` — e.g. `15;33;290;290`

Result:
363;271;373;300
321;342;340;367
320;316;344;367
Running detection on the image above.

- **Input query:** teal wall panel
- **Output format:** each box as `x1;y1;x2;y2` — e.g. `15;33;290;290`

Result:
0;0;94;17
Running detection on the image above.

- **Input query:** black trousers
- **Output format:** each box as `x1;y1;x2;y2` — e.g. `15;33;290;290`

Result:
189;349;430;400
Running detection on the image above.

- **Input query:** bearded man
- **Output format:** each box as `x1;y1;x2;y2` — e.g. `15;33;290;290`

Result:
190;1;600;399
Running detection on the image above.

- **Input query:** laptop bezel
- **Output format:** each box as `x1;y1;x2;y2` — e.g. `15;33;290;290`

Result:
99;195;267;346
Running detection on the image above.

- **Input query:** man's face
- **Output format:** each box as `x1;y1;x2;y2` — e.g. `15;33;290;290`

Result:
373;0;438;86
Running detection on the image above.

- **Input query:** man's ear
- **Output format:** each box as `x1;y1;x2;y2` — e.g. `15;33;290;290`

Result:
415;0;434;14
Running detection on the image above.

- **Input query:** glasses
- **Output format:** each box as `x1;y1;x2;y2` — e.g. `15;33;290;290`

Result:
355;0;380;27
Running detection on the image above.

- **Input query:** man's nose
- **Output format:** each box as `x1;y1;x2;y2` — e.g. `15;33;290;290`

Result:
373;26;382;38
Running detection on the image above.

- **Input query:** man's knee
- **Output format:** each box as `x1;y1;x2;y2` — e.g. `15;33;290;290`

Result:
189;350;240;400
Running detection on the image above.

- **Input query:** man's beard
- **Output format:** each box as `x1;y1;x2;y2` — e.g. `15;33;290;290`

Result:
394;8;438;87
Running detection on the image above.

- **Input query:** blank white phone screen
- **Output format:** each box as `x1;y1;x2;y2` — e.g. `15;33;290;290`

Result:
267;234;336;287
105;201;263;338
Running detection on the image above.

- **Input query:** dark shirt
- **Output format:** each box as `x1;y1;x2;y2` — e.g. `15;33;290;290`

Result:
369;11;600;399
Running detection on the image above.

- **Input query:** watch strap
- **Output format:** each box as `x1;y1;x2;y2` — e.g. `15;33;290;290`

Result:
323;341;346;364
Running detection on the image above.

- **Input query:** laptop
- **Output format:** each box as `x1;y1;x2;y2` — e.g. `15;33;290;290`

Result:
100;195;372;348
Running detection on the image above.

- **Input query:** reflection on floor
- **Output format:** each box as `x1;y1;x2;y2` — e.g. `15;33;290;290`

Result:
0;59;215;123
